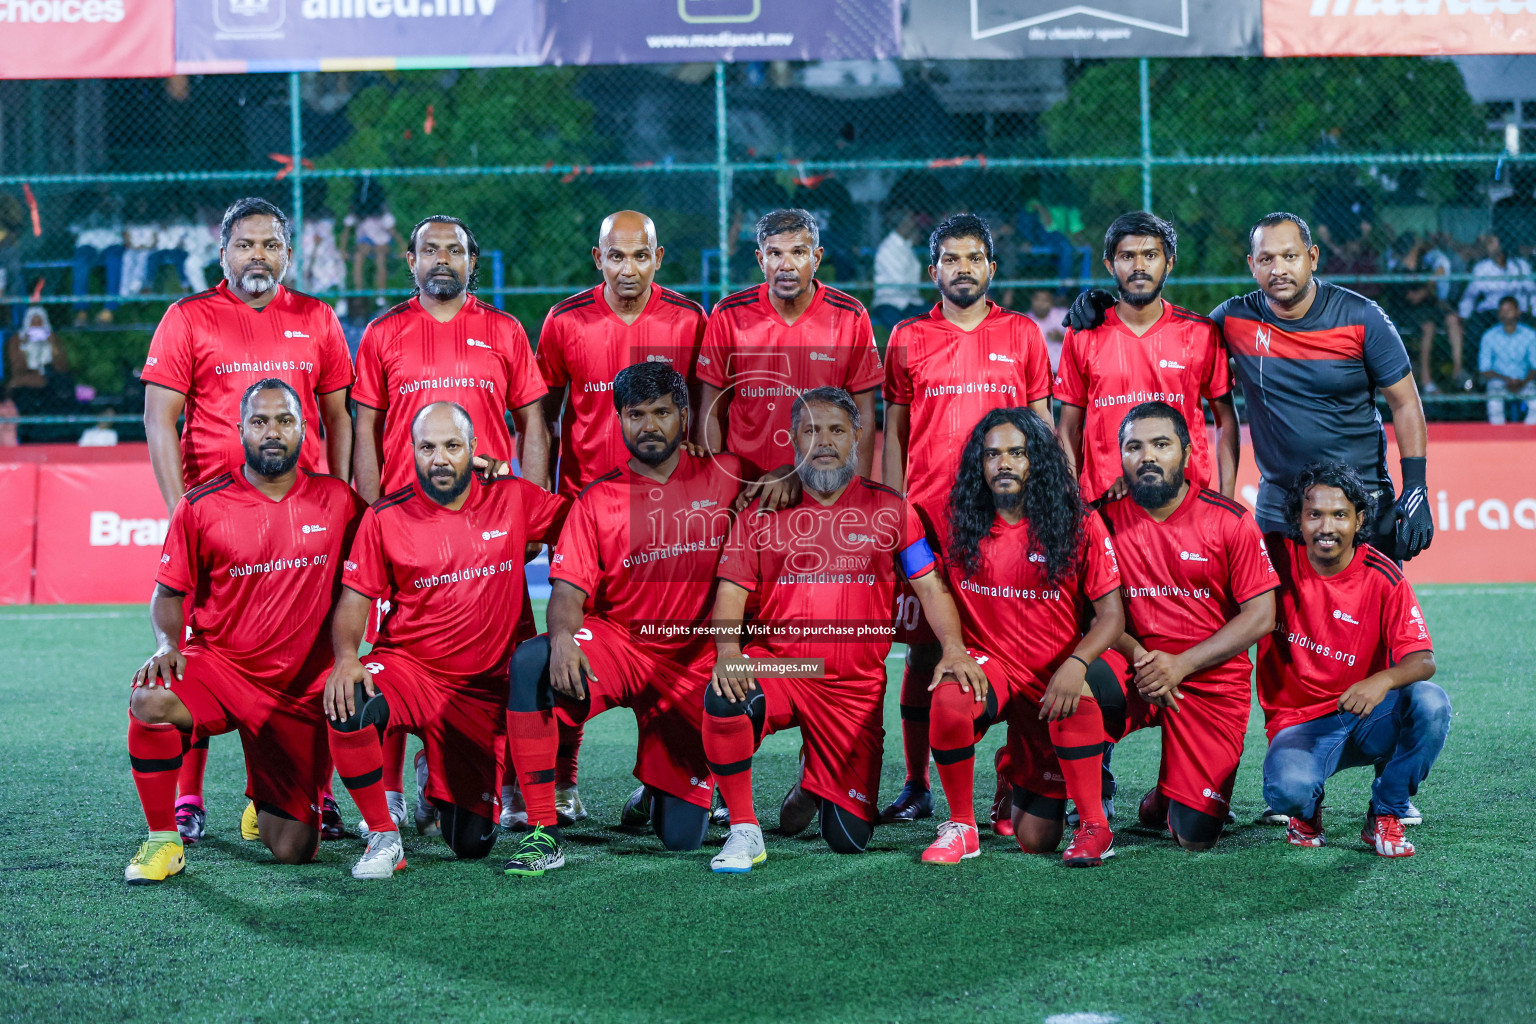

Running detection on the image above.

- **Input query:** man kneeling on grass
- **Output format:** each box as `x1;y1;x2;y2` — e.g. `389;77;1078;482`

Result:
1257;461;1449;857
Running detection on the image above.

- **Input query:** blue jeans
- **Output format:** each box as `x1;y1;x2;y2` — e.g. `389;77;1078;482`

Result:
1262;682;1451;819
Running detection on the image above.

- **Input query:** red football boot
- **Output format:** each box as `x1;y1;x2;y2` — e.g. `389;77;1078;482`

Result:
1062;821;1115;867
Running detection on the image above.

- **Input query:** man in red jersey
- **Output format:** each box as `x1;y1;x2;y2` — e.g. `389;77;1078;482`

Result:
695;208;883;509
351;215;551;835
1057;211;1239;506
533;211;708;824
501;363;742;876
921;408;1126;868
537;210;707;498
701;387;985;872
141;197;354;844
880;212;1053;828
1258;461;1446;858
124;379;364;883
1100;401;1277;851
324;402;568;880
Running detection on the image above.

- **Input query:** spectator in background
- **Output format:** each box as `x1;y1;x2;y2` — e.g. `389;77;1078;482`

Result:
0;384;18;447
1493;164;1536;260
6;306;76;438
298;180;347;307
871;208;925;328
78;409;120;447
1389;233;1465;394
70;195;125;325
341;177;402;312
0;194;25;303
1314;168;1374;252
1479;295;1536;426
1016;199;1083;282
1461;234;1534;328
1024;287;1068;372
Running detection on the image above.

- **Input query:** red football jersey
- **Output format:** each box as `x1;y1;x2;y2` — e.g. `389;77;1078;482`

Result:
1098;487;1277;690
549;450;743;659
1055;301;1232;501
156;468;365;692
716;477;933;682
944;512;1121;683
142;281;355;488
1257;536;1433;739
884;301;1053;533
342;475;569;682
535;285;708;497
696;283;883;478
352;295;547;494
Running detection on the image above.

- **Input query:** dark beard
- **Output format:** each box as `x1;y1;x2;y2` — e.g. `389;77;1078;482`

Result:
420;268;464;300
1118;270;1167;308
990;485;1025;511
417;464;473;505
625;432;681;467
938;278;987;309
1129;465;1185;510
244;442;300;478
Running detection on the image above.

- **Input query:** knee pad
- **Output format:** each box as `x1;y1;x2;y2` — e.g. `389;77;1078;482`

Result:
820;801;873;854
434;800;498;860
1010;785;1067;823
649;787;710;852
330;683;390;737
508;635;554;713
1168;800;1224;845
1086;657;1127;739
704;686;767;741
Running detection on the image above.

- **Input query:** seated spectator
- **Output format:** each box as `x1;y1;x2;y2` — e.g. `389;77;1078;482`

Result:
78;409;120;447
70;197;124;325
1016;200;1083;282
871;208;925;329
342;177;403;313
1479;295;1536;426
1460;233;1535;340
1388;233;1464;394
1321;234;1383;300
1024;287;1067;371
6;306;78;440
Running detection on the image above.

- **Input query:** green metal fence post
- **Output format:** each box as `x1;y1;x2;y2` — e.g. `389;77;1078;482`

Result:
1139;57;1153;212
715;61;730;301
289;72;305;284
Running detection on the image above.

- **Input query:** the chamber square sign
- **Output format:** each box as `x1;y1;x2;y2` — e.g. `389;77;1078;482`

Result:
902;0;1261;57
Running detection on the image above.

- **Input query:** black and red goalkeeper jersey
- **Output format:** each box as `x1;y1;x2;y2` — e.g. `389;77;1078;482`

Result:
944;512;1120;682
549;450;743;658
1257;536;1432;739
343;475;569;682
536;285;708;497
156;468;365;691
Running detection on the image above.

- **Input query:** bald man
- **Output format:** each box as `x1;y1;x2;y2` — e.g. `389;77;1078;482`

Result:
530;211;709;826
327;401;569;878
351;214;551;836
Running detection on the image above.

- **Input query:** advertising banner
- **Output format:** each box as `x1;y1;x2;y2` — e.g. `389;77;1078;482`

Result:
902;0;1262;58
32;461;168;605
0;0;174;79
0;464;37;604
1263;0;1536;57
175;0;901;73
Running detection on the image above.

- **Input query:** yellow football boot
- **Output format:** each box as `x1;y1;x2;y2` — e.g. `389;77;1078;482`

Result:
125;836;185;885
240;800;261;841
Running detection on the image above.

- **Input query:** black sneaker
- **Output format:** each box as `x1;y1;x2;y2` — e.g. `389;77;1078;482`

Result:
320;795;345;841
503;826;565;877
878;781;933;824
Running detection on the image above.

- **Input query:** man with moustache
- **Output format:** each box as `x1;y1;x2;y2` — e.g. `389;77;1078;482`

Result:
141;197;355;844
531;211;708;826
123;379;365;883
1099;402;1277;852
880;212;1053;829
325;402;568;879
501;363;743;876
702;387;985;872
351;215;551;836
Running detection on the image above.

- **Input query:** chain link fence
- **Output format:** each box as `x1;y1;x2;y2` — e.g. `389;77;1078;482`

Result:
0;57;1530;441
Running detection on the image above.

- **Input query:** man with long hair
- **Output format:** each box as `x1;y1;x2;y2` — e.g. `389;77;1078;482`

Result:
923;408;1126;866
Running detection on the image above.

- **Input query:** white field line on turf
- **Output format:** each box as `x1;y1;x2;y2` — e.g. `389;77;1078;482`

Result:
0;611;139;621
1044;1014;1121;1024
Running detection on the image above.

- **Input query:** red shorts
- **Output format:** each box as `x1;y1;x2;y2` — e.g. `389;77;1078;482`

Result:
171;645;330;828
360;648;504;820
745;644;885;822
1120;676;1249;818
557;619;713;808
966;650;1073;802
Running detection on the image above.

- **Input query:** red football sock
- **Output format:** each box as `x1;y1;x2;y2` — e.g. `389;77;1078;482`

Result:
128;713;185;834
703;712;759;826
382;729;408;794
929;684;986;827
556;719;583;790
175;734;208;803
1050;694;1107;829
506;710;559;828
899;663;933;788
329;727;396;834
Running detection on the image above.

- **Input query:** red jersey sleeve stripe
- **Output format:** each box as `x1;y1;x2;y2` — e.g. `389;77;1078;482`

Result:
576;468;623;499
369;301;415;326
715;573;758;593
1197;491;1247;517
371;486;414;513
173;287;220;307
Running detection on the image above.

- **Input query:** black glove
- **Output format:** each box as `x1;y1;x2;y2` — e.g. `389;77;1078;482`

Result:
1394;456;1433;560
1064;288;1116;332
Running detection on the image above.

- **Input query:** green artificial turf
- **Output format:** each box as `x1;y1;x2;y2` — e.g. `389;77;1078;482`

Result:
2;587;1533;1023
